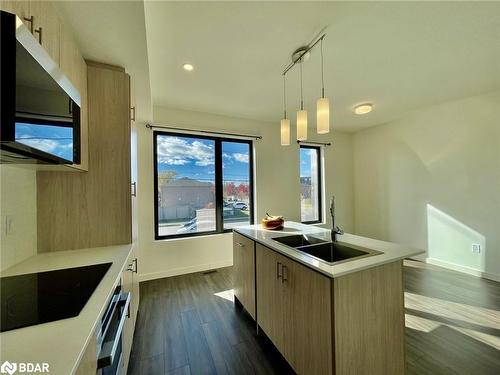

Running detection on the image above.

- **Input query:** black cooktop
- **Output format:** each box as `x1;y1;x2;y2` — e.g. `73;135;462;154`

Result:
0;262;112;332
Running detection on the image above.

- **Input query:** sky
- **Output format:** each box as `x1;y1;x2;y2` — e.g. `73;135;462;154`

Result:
15;122;74;162
156;135;250;183
300;148;315;178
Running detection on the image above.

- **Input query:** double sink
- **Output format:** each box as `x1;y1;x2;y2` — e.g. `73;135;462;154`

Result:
272;234;381;265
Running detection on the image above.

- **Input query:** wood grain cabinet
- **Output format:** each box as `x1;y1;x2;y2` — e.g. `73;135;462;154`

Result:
233;232;256;319
29;0;60;64
0;1;59;64
37;62;132;252
122;248;139;373
256;243;332;374
0;1;30;27
254;242;404;375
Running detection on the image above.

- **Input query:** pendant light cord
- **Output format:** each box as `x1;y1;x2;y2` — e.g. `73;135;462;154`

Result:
321;37;325;98
300;58;304;110
283;74;287;119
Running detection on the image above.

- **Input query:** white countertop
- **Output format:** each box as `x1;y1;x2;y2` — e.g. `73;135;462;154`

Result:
0;244;133;375
234;222;424;278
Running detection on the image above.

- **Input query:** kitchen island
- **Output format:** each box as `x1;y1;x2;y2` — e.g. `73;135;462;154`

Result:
233;222;424;375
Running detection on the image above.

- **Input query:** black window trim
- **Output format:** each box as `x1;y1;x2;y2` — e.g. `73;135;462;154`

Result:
153;130;255;240
300;145;323;225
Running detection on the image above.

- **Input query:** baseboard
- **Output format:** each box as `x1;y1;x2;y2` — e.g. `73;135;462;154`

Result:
426;258;500;282
138;260;233;282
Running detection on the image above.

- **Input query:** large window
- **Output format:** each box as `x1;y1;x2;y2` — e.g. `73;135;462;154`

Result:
154;132;253;239
300;145;322;223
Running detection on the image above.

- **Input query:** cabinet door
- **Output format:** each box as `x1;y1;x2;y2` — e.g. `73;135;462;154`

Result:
287;260;332;375
0;1;31;28
233;232;255;318
59;22;82;91
122;250;139;374
256;244;285;354
29;0;60;65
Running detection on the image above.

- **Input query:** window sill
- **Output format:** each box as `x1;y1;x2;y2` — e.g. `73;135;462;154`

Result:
154;229;236;242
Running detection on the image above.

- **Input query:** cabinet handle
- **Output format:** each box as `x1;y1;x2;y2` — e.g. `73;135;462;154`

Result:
235;242;244;247
282;265;288;283
131;182;137;197
35;27;42;44
131;107;136;122
23;16;34;33
277;262;282;280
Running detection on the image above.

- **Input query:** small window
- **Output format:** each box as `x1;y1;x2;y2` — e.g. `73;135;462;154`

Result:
300;146;322;223
154;131;254;239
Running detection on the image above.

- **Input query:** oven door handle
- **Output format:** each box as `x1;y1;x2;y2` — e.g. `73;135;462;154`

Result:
97;292;131;369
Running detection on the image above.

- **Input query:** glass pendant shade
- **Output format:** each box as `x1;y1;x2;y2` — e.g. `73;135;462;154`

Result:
297;110;308;141
280;118;290;146
316;97;330;134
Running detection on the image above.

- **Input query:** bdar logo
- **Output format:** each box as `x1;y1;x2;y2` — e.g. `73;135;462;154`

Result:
0;361;17;375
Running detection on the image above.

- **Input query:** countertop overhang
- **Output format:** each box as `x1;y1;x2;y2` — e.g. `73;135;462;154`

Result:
234;222;425;278
0;244;133;375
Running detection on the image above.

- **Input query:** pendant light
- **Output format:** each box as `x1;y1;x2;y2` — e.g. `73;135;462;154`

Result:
296;58;308;141
280;75;290;146
317;37;330;134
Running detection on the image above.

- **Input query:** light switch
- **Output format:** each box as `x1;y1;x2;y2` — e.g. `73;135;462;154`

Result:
472;244;481;253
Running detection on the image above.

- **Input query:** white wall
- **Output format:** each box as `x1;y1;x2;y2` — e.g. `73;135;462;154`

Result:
136;107;354;281
353;90;500;280
0;166;37;271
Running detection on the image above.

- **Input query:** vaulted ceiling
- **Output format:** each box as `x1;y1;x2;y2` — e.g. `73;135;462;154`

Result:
58;1;500;131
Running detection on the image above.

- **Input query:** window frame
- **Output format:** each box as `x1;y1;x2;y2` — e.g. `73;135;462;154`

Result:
299;145;323;225
153;130;255;240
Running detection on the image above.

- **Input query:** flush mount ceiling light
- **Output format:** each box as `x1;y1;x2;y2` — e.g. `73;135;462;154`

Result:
354;103;373;115
182;63;194;71
279;33;331;145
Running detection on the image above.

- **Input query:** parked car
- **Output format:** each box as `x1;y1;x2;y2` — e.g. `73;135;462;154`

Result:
232;202;248;210
223;206;234;216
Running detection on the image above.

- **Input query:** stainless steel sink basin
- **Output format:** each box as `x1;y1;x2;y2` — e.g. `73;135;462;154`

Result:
272;234;328;248
273;234;382;265
296;242;381;264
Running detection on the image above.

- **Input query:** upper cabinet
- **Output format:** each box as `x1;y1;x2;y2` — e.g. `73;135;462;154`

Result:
0;1;59;64
0;0;88;171
29;0;60;65
0;1;30;27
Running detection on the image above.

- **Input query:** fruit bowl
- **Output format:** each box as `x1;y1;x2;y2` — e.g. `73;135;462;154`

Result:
261;215;284;230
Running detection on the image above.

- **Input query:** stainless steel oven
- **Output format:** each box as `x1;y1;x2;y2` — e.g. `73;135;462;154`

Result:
96;283;131;375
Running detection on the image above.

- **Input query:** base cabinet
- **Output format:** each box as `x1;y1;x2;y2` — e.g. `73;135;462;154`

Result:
74;249;139;375
256;243;332;374
122;248;139;373
233;232;256;319
254;241;404;375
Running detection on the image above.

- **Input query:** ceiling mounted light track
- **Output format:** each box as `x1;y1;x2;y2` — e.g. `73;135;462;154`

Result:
280;33;330;146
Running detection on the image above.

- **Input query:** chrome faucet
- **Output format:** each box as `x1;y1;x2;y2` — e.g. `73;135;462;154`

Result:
330;196;344;242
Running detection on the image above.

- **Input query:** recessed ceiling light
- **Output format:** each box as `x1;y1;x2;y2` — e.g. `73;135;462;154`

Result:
354;103;373;115
183;63;194;71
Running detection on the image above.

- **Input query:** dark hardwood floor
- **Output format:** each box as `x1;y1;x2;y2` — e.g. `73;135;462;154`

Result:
127;261;500;375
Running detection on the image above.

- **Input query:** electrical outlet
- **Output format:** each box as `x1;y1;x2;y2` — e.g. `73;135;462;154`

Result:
472;244;481;253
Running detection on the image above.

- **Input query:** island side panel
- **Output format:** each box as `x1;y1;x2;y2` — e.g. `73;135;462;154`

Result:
233;232;256;319
333;260;405;375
